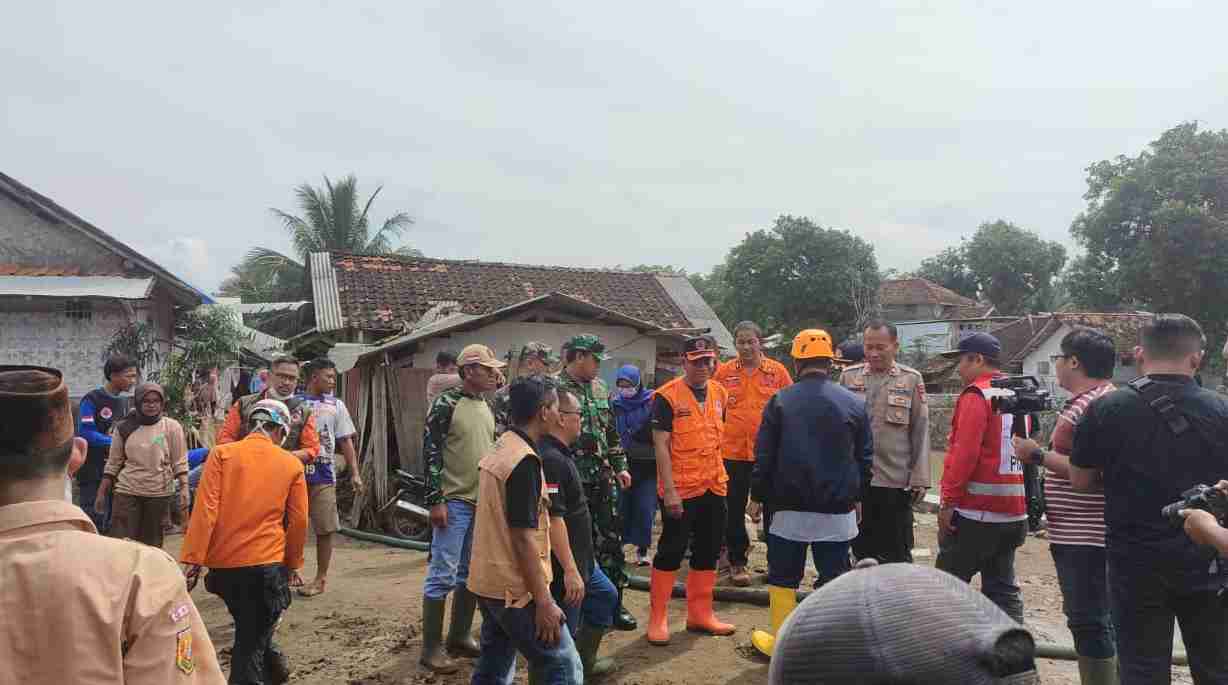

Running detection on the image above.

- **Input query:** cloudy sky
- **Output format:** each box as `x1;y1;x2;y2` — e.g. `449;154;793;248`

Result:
4;2;1227;293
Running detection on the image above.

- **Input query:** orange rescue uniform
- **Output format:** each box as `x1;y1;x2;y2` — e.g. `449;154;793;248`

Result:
713;357;793;461
655;378;729;499
180;433;310;570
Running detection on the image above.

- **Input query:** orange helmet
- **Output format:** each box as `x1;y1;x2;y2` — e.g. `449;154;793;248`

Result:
790;329;835;360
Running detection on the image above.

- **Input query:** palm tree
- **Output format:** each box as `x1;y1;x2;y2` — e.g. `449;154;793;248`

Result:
219;175;418;301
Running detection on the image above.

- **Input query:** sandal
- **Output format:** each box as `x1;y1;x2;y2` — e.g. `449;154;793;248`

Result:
297;580;326;597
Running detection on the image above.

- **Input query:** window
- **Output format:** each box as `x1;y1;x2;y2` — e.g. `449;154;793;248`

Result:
1036;360;1051;376
64;299;93;321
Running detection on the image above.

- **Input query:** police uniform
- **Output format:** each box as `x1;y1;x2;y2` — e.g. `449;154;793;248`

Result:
840;362;931;563
0;365;224;684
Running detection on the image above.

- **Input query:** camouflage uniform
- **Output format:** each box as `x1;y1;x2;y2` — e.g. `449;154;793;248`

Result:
422;386;495;505
491;342;555;437
557;354;629;595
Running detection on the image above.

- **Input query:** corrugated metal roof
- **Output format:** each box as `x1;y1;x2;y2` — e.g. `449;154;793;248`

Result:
0;275;155;299
310;252;345;332
653;275;734;352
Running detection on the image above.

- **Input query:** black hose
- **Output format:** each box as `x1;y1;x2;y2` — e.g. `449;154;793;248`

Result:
339;526;431;551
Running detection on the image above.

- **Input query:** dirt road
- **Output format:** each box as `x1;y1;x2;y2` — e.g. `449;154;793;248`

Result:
168;512;1193;684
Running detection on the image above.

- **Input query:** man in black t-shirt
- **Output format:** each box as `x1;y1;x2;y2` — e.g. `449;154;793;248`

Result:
538;389;618;679
1072;314;1228;685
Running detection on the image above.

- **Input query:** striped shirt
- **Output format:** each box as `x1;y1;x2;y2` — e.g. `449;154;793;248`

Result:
1045;383;1115;547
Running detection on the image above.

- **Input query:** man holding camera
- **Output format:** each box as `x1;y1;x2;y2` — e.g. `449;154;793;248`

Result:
1012;327;1118;684
935;332;1028;624
1182;480;1228;556
1072;314;1228;684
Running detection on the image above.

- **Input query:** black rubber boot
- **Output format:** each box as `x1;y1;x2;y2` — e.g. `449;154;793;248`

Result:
419;598;459;674
446;585;482;658
612;587;637;631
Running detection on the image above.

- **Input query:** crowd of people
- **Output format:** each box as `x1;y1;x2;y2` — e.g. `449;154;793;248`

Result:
3;311;1228;684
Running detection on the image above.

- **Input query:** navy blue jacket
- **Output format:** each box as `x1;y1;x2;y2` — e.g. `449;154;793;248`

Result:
751;373;873;514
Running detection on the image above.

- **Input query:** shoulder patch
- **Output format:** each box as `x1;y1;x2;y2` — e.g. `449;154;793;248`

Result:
175;628;194;674
170;603;191;623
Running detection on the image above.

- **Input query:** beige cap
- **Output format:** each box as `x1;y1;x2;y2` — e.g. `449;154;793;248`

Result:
457;344;507;369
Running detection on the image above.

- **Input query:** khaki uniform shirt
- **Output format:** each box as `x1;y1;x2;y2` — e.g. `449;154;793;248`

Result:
0;500;224;683
840;362;931;489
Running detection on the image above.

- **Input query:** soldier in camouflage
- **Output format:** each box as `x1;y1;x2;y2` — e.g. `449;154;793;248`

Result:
491;341;555;436
556;334;638;631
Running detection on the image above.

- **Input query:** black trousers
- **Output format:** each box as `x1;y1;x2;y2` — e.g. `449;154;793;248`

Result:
1109;554;1228;684
723;460;754;567
206;565;291;685
935;515;1027;624
654;491;725;572
851;487;915;564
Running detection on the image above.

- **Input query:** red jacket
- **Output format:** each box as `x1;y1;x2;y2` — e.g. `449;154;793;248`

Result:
940;373;1026;515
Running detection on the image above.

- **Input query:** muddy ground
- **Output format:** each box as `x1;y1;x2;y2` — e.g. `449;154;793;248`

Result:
167;512;1193;684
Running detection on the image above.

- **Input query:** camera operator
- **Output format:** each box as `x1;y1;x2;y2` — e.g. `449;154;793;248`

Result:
1071;314;1228;684
935;332;1028;624
1180;480;1228;557
1012;327;1118;684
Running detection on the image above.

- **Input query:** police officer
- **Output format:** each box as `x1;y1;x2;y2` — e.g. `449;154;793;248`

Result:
840;320;931;564
1071;314;1228;683
0;365;225;683
556;334;636;631
748;329;873;657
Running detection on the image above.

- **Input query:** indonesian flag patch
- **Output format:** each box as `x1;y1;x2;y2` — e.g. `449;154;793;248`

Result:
546;482;559;495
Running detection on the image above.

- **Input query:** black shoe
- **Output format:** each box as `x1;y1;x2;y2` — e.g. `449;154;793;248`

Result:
613;588;637;631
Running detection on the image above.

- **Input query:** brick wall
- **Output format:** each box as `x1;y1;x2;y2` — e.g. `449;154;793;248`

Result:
0;300;132;400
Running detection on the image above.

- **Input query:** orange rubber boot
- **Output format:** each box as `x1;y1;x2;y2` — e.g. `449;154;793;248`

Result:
685;569;736;636
646;568;676;646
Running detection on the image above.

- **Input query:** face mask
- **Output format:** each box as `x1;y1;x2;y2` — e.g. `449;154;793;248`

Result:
266;386;293;401
619;387;638;399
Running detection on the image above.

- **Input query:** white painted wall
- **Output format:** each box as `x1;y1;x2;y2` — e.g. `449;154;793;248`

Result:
411;321;659;388
1021;324;1070;400
0;294;173;400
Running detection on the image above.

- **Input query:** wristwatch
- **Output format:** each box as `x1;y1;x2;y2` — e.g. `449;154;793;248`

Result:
1030;448;1046;467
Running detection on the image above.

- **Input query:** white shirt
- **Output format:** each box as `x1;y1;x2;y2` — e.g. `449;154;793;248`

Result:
770;510;858;543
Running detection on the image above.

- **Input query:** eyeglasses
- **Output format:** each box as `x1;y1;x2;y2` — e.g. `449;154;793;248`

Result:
1049;354;1070;364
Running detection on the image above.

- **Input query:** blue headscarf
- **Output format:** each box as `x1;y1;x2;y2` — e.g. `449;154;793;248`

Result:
610;364;653;446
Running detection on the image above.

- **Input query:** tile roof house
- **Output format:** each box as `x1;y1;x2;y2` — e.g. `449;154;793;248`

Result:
298;251;733;386
0;171;209;398
879;278;990;323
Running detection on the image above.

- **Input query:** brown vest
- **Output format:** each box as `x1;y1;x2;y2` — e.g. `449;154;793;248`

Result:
468;430;552;607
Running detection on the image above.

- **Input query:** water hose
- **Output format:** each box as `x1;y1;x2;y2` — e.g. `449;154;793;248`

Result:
339;526;431;551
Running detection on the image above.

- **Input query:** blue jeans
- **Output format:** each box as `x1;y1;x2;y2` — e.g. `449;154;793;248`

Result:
1051;544;1115;659
766;533;851;589
423;500;476;600
77;476;111;532
619;461;657;550
188;464;205;510
472;597;583;685
561;566;619;635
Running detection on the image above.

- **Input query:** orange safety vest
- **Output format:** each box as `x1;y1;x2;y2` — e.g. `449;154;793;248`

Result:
655;378;729;500
714;357;793;461
953;376;1027;516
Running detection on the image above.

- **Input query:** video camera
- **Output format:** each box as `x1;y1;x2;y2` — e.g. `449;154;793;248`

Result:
988;375;1054;415
987;376;1054;532
1162;484;1228;528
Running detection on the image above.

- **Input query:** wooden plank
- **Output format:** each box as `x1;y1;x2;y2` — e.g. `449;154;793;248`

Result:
392;368;434;475
349;366;382;528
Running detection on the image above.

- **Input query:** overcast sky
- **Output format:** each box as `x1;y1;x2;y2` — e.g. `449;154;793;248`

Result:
4;2;1227;293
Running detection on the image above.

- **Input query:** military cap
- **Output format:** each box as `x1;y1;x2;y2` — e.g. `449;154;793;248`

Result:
565;334;609;361
519;341;557;364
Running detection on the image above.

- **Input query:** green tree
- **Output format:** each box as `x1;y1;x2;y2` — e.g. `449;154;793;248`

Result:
625;264;689;275
962;220;1067;315
913;246;979;300
715;215;880;342
220;175;417;302
1068;122;1228;329
689;263;734;326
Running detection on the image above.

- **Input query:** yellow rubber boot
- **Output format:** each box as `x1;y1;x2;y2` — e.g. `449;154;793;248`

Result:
751;586;798;657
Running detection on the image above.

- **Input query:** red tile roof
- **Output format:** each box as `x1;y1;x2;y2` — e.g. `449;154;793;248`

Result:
329;253;695;332
1010;313;1150;363
878;278;979;308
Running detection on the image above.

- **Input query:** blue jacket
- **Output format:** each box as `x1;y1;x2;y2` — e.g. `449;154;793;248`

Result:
610;365;654;461
752;373;873;514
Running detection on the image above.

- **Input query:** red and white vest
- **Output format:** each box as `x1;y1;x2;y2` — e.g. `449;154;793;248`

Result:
953;376;1027;516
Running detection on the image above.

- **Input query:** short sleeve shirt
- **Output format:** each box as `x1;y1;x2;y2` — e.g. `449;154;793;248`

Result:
298;395;357;485
1072;375;1228;583
505;458;542;529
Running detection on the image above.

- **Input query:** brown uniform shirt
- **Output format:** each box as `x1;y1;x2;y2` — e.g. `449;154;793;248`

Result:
0;500;224;683
840;362;932;489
